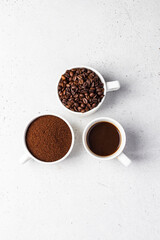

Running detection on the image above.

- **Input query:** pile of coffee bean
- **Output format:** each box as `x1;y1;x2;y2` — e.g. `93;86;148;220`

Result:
58;68;104;113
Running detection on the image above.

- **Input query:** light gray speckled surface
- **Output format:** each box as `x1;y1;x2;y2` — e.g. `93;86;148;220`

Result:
0;1;160;239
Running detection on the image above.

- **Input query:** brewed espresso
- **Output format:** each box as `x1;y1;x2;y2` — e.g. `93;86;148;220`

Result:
87;121;120;156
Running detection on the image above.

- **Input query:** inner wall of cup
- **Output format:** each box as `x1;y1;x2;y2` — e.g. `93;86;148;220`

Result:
85;120;123;158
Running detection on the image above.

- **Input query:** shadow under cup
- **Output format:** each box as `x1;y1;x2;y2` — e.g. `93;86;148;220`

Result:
85;121;122;158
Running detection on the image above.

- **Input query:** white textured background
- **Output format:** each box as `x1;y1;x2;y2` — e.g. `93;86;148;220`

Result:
0;0;160;239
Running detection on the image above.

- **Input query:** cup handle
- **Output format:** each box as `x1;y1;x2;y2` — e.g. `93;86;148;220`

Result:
106;81;120;92
19;154;31;164
117;153;131;167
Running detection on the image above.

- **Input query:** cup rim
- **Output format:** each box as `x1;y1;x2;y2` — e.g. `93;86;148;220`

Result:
82;117;126;160
57;66;106;116
24;114;75;164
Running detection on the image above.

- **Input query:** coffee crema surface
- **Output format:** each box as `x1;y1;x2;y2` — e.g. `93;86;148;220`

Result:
87;121;121;156
25;115;72;162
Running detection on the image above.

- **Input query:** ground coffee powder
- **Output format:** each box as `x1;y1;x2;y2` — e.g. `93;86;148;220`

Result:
26;115;72;162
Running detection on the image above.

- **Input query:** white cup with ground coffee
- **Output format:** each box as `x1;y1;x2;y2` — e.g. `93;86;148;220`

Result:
83;117;131;166
20;114;74;164
57;66;120;116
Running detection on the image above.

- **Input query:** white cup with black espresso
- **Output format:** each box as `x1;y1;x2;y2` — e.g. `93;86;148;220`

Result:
83;117;131;166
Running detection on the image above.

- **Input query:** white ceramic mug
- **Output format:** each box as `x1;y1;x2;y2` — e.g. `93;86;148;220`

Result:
57;66;120;116
83;117;131;166
20;114;75;165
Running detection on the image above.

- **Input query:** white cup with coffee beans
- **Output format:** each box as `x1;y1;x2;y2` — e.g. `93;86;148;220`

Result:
57;66;120;116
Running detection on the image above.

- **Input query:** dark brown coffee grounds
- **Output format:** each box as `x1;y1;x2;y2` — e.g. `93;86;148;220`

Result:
25;115;72;162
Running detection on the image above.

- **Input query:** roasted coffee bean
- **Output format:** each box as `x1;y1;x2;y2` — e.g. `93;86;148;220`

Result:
63;80;67;84
87;103;91;109
61;75;66;80
79;79;84;85
83;98;88;104
91;82;95;87
71;85;76;90
71;90;75;95
86;79;91;87
74;94;78;98
86;96;90;100
70;71;74;77
59;82;64;88
79;93;84;98
83;82;88;88
74;106;77;112
90;87;95;92
73;75;77;81
92;103;97;108
62;99;66;103
90;93;94;98
74;103;79;107
75;98;79;102
81;89;88;94
58;68;104;113
96;88;102;92
93;98;98;103
81;103;85;108
97;91;102;96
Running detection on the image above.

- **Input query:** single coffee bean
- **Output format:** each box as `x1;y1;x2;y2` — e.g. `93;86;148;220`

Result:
81;109;85;113
97;91;102;96
83;82;88;88
86;79;91;87
79;93;84;98
59;82;64;88
61;75;66;80
90;87;95;92
96;88;102;92
71;85;76;90
75;98;79;102
81;103;85;108
74;103;79;107
73;93;78;98
92;103;97;108
74;106;77;112
87;103;91;109
70;71;74;77
83;98;88;104
90;93;94;98
79;79;84;85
